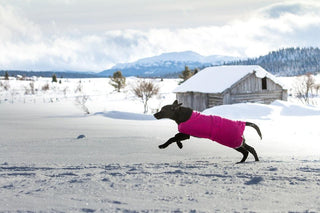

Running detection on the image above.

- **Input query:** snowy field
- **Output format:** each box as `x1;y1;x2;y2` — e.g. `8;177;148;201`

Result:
1;76;320;212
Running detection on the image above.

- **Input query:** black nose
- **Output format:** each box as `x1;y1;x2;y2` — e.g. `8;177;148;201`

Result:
153;112;161;119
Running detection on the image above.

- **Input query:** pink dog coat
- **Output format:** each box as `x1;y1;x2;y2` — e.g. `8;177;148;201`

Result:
178;112;246;148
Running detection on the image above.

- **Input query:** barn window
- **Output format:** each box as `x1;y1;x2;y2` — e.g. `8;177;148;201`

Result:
262;77;267;90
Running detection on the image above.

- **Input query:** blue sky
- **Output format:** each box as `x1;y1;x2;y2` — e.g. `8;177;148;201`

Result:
1;0;320;72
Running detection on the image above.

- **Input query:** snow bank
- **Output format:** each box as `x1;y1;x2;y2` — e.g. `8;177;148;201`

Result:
203;102;278;120
94;111;155;120
272;100;320;116
203;100;320;120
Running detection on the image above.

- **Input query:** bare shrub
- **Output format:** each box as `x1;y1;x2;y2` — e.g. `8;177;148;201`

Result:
24;86;31;95
63;87;69;97
75;80;83;93
24;82;35;95
42;83;50;91
132;80;159;113
75;95;90;114
29;82;35;94
312;83;320;96
1;81;10;91
293;73;318;105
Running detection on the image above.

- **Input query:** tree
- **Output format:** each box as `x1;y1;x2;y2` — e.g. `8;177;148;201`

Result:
133;80;159;113
75;95;90;114
52;74;57;83
294;73;316;105
4;71;9;80
179;66;195;84
110;71;126;92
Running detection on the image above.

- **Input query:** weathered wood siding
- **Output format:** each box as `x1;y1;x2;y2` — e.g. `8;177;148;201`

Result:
207;93;224;108
230;73;282;94
228;73;287;104
230;91;283;104
176;92;208;112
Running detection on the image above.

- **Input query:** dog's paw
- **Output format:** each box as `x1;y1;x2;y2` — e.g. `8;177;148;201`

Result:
158;144;168;149
176;141;183;149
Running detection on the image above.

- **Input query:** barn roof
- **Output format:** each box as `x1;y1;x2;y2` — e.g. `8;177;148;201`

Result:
174;65;283;93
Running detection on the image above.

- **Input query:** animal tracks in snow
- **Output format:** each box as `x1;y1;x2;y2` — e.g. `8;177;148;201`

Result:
0;158;320;212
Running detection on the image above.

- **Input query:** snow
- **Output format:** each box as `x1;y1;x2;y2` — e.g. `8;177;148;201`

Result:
1;77;320;212
174;65;285;93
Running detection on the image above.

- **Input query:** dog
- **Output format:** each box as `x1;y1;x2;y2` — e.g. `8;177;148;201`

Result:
153;100;262;163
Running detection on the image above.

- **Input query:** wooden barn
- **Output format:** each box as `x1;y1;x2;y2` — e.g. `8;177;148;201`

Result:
174;65;287;112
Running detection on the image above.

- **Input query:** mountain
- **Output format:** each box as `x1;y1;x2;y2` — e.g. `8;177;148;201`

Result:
227;47;320;76
99;51;238;77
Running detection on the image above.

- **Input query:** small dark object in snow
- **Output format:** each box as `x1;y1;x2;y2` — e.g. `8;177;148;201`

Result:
77;134;86;139
245;176;264;185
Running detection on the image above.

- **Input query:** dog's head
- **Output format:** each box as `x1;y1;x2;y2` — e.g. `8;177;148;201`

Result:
154;100;182;120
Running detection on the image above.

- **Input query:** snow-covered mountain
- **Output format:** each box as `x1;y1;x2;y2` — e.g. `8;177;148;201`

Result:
99;51;238;77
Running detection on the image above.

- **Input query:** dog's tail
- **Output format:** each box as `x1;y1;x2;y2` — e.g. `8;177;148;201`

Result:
246;122;262;140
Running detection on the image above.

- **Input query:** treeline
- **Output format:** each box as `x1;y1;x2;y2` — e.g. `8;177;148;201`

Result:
0;70;100;78
227;47;320;76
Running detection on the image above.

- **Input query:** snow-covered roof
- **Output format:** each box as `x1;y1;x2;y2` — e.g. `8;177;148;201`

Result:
174;65;283;93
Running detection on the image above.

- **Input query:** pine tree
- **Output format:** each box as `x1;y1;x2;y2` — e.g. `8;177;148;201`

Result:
110;71;126;92
179;66;195;84
4;71;9;80
52;74;57;83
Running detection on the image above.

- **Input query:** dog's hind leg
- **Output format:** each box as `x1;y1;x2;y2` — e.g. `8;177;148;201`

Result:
243;143;259;162
235;146;249;163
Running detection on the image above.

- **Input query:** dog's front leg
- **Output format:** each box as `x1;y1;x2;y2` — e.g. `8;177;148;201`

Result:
175;133;190;149
159;133;190;149
158;137;176;149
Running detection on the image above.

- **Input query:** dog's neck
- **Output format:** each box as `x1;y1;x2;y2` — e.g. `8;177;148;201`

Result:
174;107;193;124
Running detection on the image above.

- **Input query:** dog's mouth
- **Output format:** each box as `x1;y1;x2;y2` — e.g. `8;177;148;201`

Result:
153;112;161;119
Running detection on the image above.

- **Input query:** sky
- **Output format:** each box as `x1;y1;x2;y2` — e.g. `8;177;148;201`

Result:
1;0;320;72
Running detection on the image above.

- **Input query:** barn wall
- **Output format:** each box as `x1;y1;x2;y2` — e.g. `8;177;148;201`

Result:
176;92;208;111
230;91;283;104
230;73;283;94
207;93;224;108
228;73;287;104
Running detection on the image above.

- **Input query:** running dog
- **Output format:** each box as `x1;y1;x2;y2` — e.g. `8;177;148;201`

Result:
153;100;262;163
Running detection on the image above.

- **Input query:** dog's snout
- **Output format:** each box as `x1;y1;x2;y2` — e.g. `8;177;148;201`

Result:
153;112;161;119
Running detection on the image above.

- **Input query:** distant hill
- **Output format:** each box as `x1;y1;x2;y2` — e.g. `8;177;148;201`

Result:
99;51;238;77
227;47;320;76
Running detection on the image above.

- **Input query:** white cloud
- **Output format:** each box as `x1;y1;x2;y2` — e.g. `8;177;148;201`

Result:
1;1;320;71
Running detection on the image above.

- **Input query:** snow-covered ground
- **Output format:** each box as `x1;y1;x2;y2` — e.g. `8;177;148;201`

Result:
0;76;320;212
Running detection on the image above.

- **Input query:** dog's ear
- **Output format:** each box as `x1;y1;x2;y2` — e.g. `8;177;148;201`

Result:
172;100;182;110
172;100;182;106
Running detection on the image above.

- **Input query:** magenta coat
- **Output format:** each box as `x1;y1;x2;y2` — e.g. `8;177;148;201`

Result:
178;112;246;148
